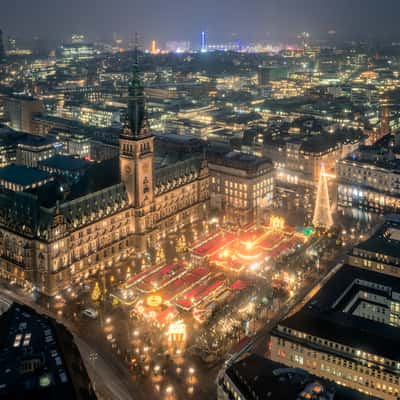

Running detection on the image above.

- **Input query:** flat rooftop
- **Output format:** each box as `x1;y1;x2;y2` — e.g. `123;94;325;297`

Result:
17;134;57;148
353;219;400;259
275;264;400;361
224;354;377;400
208;150;273;171
38;155;90;171
0;165;52;186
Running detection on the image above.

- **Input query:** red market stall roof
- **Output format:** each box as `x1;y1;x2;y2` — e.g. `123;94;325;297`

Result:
192;233;235;257
124;264;163;289
230;280;248;290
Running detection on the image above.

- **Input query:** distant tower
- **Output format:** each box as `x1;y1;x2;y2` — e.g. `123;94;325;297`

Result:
0;29;5;63
201;31;207;52
313;163;333;230
151;39;157;54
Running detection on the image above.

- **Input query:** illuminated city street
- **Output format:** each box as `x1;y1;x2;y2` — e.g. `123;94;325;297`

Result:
0;210;362;399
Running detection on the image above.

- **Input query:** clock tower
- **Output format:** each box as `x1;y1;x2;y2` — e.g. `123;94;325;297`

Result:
120;53;155;248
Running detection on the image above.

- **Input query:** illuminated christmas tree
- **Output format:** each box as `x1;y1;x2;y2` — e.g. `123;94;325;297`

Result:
155;247;166;263
176;236;186;253
313;163;333;230
159;247;165;262
91;282;101;302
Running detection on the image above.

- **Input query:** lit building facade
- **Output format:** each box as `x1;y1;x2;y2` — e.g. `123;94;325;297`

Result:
59;43;96;63
337;155;400;215
16;135;59;167
270;219;400;399
4;95;44;134
218;354;378;400
208;151;274;225
0;60;209;296
59;103;122;128
264;134;361;189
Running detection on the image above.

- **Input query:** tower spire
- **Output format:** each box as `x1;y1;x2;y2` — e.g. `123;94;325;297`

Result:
313;163;333;230
134;32;139;64
0;29;5;64
122;33;150;139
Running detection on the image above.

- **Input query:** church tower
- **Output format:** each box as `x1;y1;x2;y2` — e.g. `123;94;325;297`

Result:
120;52;155;249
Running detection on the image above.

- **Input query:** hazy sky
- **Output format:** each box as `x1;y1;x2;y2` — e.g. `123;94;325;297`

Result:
1;0;399;45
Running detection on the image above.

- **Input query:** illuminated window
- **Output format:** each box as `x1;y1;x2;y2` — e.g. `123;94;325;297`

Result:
13;334;22;347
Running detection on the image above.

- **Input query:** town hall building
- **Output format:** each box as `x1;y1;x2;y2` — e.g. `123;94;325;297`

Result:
0;59;210;296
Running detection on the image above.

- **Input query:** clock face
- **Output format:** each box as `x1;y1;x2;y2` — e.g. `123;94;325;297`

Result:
124;165;132;175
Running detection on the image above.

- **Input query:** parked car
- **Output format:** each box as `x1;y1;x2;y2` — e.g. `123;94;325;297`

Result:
82;308;98;319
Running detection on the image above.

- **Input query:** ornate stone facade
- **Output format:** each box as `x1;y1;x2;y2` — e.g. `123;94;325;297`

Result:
0;61;210;296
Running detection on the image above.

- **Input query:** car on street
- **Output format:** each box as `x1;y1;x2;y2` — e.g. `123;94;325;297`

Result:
82;308;98;319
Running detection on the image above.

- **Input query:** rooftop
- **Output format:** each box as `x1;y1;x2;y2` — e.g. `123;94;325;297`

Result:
224;354;377;400
0;303;96;400
275;264;400;361
0;128;58;148
0;165;52;186
264;129;364;154
342;151;400;172
17;134;58;148
208;150;272;172
38;155;90;171
28;157;122;208
353;219;400;259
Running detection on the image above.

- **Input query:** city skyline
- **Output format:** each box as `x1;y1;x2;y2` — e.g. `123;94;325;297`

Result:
1;2;400;399
1;0;400;46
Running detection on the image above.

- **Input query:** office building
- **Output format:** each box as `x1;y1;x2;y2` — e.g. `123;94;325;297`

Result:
0;164;53;191
38;155;90;183
218;354;379;400
337;144;400;216
269;218;400;399
4;95;44;134
59;43;96;63
347;217;400;280
16;134;59;167
257;65;289;87
208;150;274;225
264;130;363;190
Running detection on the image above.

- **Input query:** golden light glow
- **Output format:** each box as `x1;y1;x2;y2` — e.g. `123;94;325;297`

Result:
147;294;163;308
270;216;285;230
167;320;186;344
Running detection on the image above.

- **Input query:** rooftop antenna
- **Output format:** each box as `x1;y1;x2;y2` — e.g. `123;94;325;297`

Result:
134;32;139;65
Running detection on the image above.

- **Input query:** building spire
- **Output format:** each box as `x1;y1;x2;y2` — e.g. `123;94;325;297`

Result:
0;29;5;64
134;32;139;64
122;34;150;139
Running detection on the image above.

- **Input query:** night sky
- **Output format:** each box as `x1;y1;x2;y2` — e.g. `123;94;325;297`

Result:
1;0;399;45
